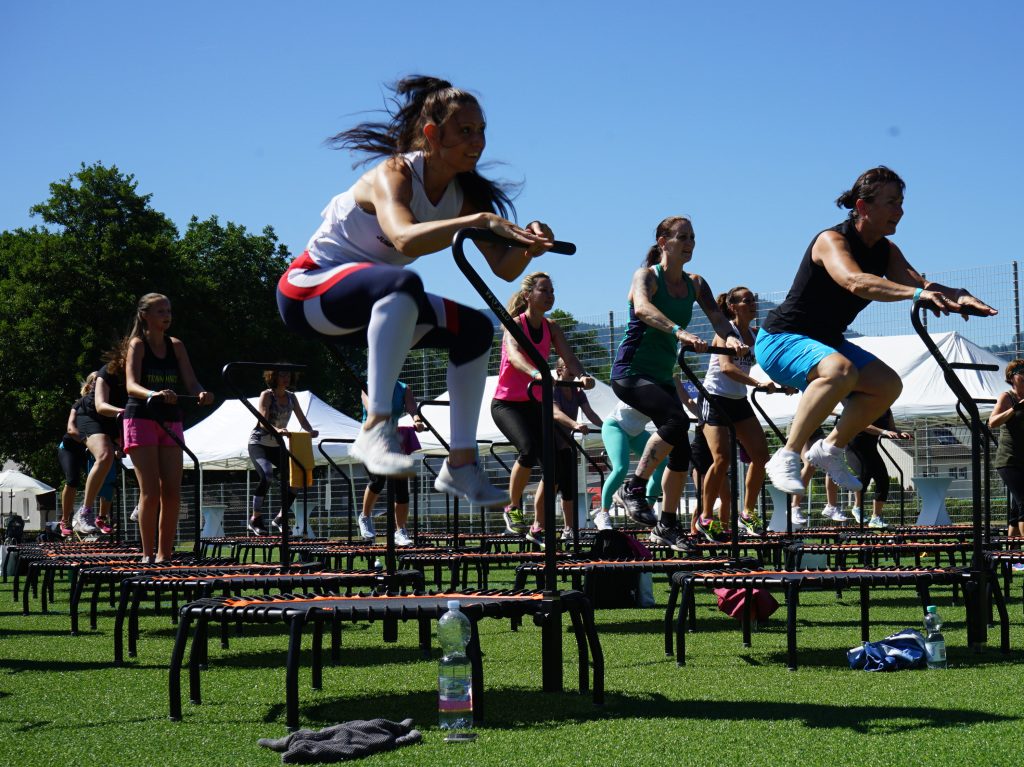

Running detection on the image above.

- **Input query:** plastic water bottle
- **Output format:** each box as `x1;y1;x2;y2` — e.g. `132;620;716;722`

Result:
924;605;947;669
438;600;473;730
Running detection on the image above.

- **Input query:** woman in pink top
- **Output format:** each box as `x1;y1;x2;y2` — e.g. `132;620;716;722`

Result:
491;271;594;546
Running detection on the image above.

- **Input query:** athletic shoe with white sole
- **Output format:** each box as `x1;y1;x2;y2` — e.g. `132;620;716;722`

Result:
650;523;697;553
821;505;848;522
358;515;375;540
248;516;269;536
503;504;528;534
130;504;140;522
72;505;98;535
351;421;416;478
393;528;414;547
434;461;509;507
94;517;113;535
739;511;766;537
694;516;729;543
592;509;613;531
614;484;658;527
849;506;864;523
766;449;806;494
790;506;807;526
804;440;862;492
526;525;545;548
868;516;889;529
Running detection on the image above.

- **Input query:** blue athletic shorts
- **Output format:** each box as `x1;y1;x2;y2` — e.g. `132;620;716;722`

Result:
754;331;878;391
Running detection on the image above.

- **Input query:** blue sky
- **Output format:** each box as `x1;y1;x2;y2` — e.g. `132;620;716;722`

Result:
3;1;1022;320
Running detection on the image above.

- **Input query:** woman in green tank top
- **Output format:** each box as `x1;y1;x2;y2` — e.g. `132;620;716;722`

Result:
989;358;1024;537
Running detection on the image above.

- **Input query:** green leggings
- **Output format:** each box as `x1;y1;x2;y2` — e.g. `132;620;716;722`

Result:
600;419;665;510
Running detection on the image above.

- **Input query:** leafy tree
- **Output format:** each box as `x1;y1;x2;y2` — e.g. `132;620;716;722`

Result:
549;308;612;379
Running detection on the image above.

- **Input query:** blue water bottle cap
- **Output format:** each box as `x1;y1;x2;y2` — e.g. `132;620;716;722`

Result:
447;600;461;611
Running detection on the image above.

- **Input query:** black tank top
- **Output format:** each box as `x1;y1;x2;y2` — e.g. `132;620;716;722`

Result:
762;219;892;348
124;337;182;422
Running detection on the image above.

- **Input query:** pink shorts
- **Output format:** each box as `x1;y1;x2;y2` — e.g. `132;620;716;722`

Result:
123;418;185;452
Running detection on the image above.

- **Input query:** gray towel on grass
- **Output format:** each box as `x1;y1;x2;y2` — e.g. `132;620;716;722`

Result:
258;718;421;763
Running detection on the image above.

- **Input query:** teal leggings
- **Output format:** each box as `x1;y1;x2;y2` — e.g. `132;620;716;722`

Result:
600;419;665;510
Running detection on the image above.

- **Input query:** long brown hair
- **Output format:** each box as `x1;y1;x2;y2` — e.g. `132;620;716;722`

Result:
326;75;518;219
716;286;752;321
644;216;692;267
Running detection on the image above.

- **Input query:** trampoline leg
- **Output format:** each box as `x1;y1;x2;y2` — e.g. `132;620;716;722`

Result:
786;584;799;671
190;616;209;700
285;616;305;732
566;604;589;694
860;585;870;645
168;612;193;721
464;619;484;725
113;584;131;665
90;580;102;631
311;621;323;690
541;594;564;693
675;580;694;667
664;578;680;657
741;585;752;648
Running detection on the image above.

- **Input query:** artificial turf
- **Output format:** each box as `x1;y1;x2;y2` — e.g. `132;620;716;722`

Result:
1;564;1022;766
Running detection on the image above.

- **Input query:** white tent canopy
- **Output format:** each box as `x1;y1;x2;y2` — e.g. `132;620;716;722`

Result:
408;376;617;455
124;391;362;470
749;331;1008;429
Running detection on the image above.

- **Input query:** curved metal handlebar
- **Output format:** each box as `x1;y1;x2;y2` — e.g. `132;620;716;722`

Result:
452;227;576;256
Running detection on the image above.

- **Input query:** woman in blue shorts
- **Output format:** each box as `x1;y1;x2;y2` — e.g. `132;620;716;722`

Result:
756;166;995;495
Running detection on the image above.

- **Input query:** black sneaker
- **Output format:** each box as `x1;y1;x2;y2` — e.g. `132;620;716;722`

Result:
248;516;269;537
694;516;729;543
614;484;658;527
270;514;284;533
649;523;697;554
738;511;766;538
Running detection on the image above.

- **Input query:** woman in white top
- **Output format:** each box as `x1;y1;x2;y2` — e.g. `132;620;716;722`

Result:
277;76;555;508
697;287;792;541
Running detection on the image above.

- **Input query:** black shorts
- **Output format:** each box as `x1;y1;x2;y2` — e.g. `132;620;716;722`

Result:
699;393;755;428
690;425;713;476
77;412;119;441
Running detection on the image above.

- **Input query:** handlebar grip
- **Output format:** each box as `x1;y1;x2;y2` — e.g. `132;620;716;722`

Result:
454;227;576;255
681;344;736;357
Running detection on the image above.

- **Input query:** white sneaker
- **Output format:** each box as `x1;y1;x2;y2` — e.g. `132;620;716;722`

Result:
850;506;864;523
821;505;848;522
805;441;862;492
352;421;415;478
130;504;140;522
434;461;509;507
561;527;576;543
592;509;613;530
393;528;414;547
766;449;806;494
868;516;889;529
790;506;807;526
358;515;375;540
73;505;98;535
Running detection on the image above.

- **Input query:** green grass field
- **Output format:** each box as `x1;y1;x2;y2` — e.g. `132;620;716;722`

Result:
1;565;1022;767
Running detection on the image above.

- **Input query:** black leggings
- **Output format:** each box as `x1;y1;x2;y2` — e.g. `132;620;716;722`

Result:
367;472;411;505
491;398;563;477
997;465;1024;525
248;442;297;511
611;376;691;472
58;443;88;486
847;436;889;503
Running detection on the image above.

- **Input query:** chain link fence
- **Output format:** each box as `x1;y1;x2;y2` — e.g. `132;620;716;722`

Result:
106;261;1021;541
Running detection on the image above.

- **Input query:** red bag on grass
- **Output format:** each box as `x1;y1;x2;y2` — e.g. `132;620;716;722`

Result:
713;587;780;621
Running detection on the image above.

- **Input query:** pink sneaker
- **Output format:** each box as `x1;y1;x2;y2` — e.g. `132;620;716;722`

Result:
94;517;113;535
59;519;73;537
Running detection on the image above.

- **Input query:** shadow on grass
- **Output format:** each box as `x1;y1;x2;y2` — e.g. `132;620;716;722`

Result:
287;687;1017;736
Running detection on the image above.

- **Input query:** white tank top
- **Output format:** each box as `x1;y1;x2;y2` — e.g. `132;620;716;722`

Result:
304;151;465;268
608;401;652;438
702;322;757;399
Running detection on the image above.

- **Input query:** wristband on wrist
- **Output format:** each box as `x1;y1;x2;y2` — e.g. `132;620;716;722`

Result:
913;288;923;302
146;390;156;403
671;324;681;336
530;369;540;379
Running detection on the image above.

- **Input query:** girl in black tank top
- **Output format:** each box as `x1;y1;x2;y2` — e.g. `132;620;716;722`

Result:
123;293;214;563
